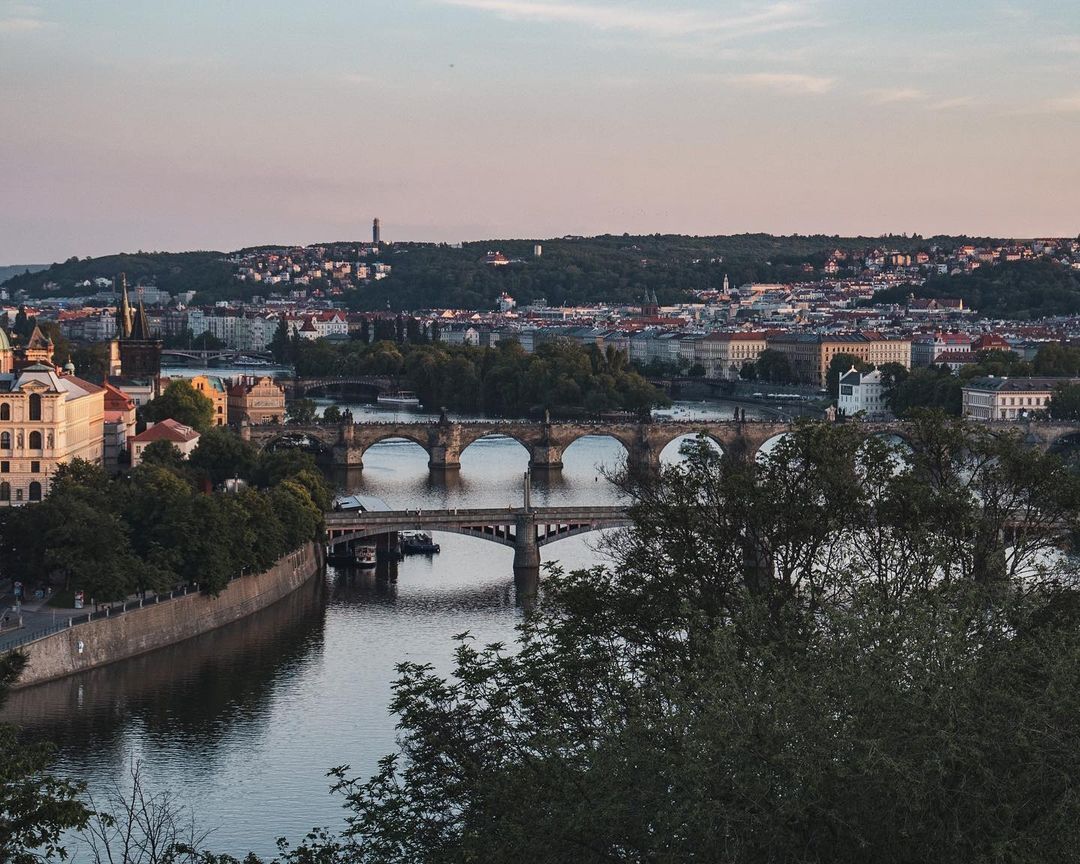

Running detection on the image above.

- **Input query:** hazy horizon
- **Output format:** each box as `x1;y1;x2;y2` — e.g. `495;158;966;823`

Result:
3;0;1078;262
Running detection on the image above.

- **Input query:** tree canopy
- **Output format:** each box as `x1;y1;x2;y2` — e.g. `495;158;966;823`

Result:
227;416;1080;863
144;379;216;433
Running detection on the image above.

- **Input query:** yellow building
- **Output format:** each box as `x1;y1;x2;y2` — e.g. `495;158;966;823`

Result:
189;375;228;426
768;332;911;387
227;376;286;425
0;363;105;504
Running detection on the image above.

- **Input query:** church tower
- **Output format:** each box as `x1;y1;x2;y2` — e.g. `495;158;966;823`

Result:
116;276;163;383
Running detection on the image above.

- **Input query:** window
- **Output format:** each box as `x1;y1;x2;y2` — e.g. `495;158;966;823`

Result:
29;431;42;450
28;481;41;502
29;393;41;421
15;488;22;501
0;432;8;449
30;461;40;474
0;482;7;501
0;403;8;421
0;462;7;473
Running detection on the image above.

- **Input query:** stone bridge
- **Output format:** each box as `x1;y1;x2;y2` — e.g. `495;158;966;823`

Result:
325;505;631;582
240;417;1080;472
162;348;275;364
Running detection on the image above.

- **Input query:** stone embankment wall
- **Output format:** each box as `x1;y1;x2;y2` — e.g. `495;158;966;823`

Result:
11;543;322;688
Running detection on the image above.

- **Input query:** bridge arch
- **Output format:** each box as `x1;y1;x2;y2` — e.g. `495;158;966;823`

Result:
259;429;337;453
358;430;433;460
658;432;725;465
458;431;533;459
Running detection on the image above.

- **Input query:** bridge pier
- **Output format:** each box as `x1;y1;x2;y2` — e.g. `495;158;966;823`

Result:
513;513;541;597
626;445;661;478
529;444;563;471
428;445;461;470
331;444;365;467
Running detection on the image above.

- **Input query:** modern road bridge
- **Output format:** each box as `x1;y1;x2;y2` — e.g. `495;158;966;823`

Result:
324;503;631;582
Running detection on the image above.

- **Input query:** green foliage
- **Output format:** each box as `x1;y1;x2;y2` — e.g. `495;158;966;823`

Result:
886;365;962;416
826;352;869;398
294;337;666;416
874;259;1080;319
188;426;259;486
144;379;215;433
287;398;318;425
0;654;91;862
1;251;235;301
751;348;795;384
139;440;188;472
1050;383;1080;420
0;448;327;601
280;418;1080;863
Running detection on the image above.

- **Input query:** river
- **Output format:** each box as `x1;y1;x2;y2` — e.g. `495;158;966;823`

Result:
1;396;767;859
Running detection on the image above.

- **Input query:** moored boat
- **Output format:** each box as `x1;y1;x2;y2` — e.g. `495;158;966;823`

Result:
400;531;441;554
376;390;421;407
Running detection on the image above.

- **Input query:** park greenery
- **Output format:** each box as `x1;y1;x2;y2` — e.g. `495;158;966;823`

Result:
290;337;667;417
0;433;330;603
150;415;1080;863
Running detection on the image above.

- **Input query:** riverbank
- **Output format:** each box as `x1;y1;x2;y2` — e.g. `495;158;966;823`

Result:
8;543;323;689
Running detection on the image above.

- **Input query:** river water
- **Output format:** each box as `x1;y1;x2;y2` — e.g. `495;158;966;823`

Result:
1;396;764;859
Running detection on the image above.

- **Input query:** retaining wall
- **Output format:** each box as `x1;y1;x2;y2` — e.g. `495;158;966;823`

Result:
11;542;323;688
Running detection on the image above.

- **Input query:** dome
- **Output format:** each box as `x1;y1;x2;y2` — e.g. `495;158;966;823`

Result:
0;328;10;352
64;360;76;374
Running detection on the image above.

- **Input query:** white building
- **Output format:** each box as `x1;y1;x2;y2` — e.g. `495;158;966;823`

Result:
837;367;891;419
961;377;1070;420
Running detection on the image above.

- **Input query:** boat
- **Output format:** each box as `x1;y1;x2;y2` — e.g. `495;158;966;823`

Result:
326;544;378;567
400;531;441;555
377;390;421;407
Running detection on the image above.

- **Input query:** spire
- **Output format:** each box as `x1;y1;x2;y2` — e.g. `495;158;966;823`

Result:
132;291;152;340
117;273;133;339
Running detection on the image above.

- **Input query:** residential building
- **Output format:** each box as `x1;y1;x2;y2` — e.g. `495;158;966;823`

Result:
189;375;228;426
837;367;891;419
961;377;1071;420
227;376;286;425
0;364;105;505
101;382;137;472
130;419;201;466
695;332;767;379
768;332;911;387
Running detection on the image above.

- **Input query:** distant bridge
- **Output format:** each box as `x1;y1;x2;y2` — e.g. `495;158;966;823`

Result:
325;504;631;581
242;417;1080;473
283;376;397;398
161;349;275;365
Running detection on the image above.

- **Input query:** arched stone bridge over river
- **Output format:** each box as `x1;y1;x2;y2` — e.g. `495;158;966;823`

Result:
240;417;1080;473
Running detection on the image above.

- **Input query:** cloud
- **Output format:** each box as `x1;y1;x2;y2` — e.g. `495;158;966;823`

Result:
722;71;835;94
340;73;377;85
928;96;977;111
435;0;818;40
0;15;48;32
1039;93;1080;114
866;87;926;104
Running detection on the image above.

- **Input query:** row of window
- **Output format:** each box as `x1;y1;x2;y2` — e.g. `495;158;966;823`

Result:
0;431;44;450
1;461;42;473
1000;395;1047;407
0;394;43;422
0;481;42;502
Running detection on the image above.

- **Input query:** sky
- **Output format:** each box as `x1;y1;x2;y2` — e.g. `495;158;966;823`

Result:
1;0;1078;263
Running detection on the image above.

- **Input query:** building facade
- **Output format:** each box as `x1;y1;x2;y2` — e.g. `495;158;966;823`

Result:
130;419;201;466
837;367;891;419
961;377;1071;420
189;375;228;426
769;332;912;387
0;364;104;504
227;376;286;425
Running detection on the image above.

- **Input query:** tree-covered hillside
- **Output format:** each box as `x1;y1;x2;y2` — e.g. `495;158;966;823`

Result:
1;251;233;298
872;259;1080;319
337;233;985;311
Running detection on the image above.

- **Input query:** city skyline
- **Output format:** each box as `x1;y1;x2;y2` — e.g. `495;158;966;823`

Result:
2;0;1078;263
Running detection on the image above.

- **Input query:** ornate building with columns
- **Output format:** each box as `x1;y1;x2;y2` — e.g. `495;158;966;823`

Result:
0;364;104;505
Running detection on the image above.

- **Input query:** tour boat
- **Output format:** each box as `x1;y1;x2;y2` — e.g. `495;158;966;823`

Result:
355;545;378;568
400;531;441;555
326;544;379;567
376;390;421;407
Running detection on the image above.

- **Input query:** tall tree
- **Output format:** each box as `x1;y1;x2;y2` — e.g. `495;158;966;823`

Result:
144;379;215;433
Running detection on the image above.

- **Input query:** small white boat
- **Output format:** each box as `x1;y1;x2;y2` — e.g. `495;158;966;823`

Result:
377;390;421;407
355;545;377;568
